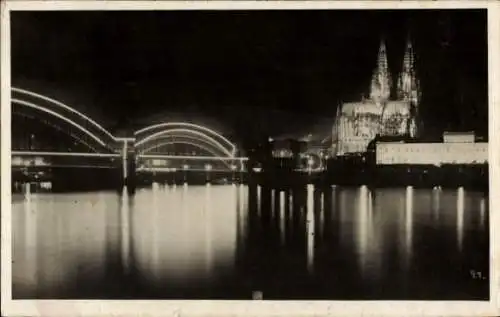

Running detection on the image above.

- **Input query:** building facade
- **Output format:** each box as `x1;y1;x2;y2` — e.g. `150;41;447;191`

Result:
334;38;421;156
443;131;475;143
335;100;384;154
376;132;488;165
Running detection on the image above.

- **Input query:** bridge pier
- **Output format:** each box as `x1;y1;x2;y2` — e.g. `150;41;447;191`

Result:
24;182;31;199
118;138;137;193
121;153;136;191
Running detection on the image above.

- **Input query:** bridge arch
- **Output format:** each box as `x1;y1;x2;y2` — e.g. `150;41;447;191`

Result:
135;122;237;157
138;134;229;157
142;140;227;158
11;87;117;152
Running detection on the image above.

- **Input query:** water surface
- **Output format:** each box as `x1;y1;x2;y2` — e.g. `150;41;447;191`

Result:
12;184;489;299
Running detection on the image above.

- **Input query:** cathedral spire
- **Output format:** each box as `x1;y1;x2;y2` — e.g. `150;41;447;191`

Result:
397;36;420;105
369;38;392;105
397;36;421;137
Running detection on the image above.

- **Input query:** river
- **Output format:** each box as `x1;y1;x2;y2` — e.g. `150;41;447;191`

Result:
12;184;489;299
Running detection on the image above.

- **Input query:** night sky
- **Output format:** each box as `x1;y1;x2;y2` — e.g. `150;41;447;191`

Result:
11;9;488;140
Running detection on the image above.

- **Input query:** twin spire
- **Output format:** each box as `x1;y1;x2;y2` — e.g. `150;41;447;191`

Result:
369;36;420;107
368;36;421;137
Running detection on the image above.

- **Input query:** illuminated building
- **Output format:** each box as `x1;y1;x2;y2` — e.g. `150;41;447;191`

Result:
375;132;488;165
370;39;391;105
334;100;383;155
396;37;421;137
334;37;421;156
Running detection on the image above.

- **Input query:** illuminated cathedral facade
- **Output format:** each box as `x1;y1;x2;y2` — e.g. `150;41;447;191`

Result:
333;37;421;156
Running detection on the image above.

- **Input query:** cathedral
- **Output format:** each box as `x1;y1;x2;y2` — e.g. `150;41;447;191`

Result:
333;37;421;156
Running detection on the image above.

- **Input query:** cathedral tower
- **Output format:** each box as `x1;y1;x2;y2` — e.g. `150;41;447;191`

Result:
369;39;392;105
397;37;420;105
397;37;421;137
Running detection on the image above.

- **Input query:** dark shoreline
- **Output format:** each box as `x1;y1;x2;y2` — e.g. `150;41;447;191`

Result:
12;162;489;194
250;163;489;191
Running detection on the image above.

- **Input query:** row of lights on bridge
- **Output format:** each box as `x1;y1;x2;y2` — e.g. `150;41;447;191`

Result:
180;164;240;171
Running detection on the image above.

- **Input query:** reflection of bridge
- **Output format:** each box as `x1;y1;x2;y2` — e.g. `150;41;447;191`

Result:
11;87;248;187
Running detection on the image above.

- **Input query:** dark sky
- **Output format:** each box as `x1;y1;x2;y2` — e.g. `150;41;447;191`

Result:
11;9;488;139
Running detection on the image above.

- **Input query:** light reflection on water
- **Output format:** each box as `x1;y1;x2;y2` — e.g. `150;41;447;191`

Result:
306;184;315;273
457;187;465;251
132;184;238;282
480;196;486;227
13;192;111;297
405;186;414;266
120;187;131;274
279;191;286;244
12;184;489;299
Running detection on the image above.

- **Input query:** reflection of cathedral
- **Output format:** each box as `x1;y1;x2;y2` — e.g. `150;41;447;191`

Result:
334;37;421;156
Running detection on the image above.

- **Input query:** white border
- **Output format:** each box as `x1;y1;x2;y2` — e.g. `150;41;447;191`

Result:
1;1;499;316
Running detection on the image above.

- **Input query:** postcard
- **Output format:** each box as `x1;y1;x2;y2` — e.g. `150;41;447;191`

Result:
1;1;499;316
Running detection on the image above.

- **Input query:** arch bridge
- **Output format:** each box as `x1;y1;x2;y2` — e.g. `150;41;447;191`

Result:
134;122;246;173
10;87;247;185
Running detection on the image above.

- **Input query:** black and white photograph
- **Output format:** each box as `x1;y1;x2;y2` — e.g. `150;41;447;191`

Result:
1;1;498;316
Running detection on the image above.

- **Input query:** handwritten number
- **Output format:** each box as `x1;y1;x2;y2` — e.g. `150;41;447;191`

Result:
470;270;487;280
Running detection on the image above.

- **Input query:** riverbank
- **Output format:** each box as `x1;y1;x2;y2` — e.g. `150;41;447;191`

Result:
251;162;488;191
11;161;488;193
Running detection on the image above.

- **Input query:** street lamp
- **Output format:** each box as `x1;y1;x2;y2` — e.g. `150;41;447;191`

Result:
29;134;35;150
230;164;237;183
307;157;314;175
183;164;189;183
205;163;212;183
